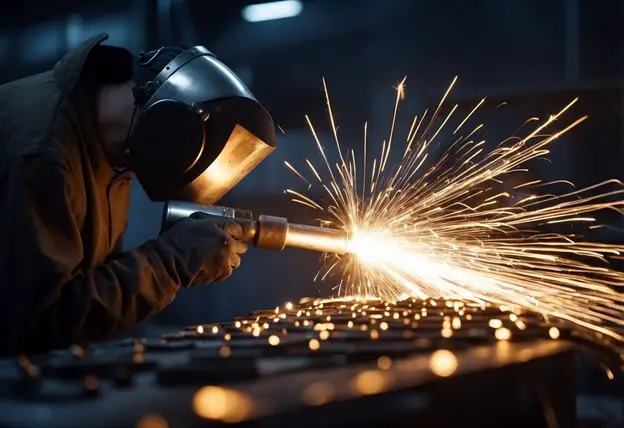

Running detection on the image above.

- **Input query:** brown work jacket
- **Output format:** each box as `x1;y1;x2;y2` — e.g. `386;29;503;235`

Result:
0;34;182;356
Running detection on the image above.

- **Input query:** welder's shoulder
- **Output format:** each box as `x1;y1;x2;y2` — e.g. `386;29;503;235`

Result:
0;71;84;169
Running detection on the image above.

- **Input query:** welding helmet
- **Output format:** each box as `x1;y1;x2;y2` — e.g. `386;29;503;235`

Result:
129;45;276;204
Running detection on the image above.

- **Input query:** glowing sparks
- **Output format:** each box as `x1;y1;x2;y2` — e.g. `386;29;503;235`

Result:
285;75;624;344
219;346;232;358
377;356;392;370
488;319;503;329
495;328;512;341
352;370;387;395
605;367;615;380
452;317;462;329
430;349;458;377
548;327;561;340
193;386;253;422
309;339;320;351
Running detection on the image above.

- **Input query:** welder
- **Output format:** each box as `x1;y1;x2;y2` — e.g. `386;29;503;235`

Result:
0;34;276;357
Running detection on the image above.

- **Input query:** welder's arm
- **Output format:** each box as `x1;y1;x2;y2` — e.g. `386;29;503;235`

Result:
0;155;241;356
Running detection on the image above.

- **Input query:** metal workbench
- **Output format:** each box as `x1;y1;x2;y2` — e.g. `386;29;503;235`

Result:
0;297;619;428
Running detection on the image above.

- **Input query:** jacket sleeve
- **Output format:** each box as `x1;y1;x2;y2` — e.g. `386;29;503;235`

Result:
0;154;187;355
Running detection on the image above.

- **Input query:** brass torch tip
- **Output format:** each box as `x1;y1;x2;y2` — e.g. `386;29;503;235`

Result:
284;223;350;255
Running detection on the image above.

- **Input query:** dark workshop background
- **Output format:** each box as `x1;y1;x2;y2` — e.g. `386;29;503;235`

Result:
0;0;623;332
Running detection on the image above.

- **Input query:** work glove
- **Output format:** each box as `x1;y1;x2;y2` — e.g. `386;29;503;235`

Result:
158;212;249;287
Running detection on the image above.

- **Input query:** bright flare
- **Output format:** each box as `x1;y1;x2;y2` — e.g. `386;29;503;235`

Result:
285;76;624;343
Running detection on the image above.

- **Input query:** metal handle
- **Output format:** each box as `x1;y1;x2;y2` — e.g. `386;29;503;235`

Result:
161;200;253;232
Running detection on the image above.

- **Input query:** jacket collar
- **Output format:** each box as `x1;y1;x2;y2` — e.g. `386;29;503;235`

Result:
53;33;110;96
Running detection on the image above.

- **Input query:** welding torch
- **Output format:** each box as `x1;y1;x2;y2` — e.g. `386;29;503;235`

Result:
161;201;351;255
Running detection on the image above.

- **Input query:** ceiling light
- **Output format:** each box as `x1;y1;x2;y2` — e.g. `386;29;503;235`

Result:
242;0;303;23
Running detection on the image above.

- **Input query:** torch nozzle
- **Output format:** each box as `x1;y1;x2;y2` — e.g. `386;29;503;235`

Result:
162;201;350;255
284;222;350;255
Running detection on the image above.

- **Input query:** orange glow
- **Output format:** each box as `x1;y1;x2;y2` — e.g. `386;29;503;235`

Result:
192;386;253;422
430;350;458;377
352;370;388;395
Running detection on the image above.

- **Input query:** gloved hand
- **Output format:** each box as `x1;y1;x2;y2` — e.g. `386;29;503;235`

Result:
157;212;249;287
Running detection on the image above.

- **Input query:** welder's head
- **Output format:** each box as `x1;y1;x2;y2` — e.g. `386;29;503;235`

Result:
129;45;276;204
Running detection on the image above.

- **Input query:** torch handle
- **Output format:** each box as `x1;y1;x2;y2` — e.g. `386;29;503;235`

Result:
161;201;258;243
161;201;253;231
162;200;350;255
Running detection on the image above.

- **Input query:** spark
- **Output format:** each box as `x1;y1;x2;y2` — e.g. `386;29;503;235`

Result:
285;189;324;210
495;328;512;341
377;356;392;370
489;319;503;329
309;339;320;351
284;161;311;187
430;349;458;377
453;97;486;135
285;76;624;344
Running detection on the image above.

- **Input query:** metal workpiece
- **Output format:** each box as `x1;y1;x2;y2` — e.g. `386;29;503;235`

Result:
162;200;350;254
